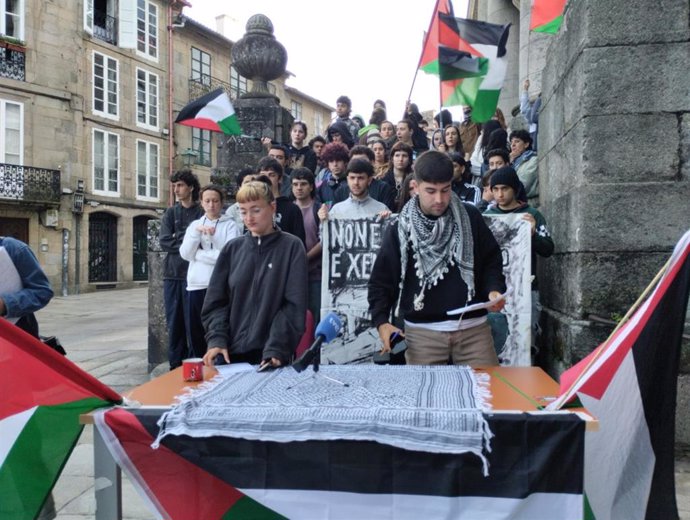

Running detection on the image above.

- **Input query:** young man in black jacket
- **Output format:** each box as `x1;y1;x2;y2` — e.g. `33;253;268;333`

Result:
368;151;506;366
159;169;203;369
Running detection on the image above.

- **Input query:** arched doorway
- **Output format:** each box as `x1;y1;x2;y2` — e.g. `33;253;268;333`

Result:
132;215;153;281
88;212;117;282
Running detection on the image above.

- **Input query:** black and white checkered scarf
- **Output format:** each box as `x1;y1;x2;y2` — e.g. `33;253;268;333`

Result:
398;194;474;311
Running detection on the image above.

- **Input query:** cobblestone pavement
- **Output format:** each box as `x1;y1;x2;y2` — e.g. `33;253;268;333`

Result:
34;287;690;519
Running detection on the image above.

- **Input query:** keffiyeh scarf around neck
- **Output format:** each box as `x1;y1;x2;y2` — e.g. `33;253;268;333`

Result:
398;194;474;311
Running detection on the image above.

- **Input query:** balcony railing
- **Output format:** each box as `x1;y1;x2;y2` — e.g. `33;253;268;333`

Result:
0;163;61;205
94;12;117;45
188;76;237;103
0;41;25;81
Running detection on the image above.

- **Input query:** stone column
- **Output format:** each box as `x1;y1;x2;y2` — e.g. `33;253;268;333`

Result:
486;0;520;115
518;0;550;94
538;0;690;436
147;219;167;372
214;14;293;190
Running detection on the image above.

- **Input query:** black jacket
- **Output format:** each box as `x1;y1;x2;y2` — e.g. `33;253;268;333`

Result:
202;231;307;364
276;196;306;246
159;203;203;279
368;203;505;326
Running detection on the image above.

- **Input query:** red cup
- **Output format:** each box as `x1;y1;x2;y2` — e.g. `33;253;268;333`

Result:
182;358;204;382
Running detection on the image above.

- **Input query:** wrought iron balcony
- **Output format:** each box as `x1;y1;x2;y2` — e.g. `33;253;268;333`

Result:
0;163;61;205
0;40;25;81
94;12;117;45
188;77;239;103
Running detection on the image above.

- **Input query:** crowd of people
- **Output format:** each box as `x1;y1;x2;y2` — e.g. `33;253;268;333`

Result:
159;90;553;372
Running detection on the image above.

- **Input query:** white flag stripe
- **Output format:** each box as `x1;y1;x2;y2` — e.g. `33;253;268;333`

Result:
472;43;507;90
0;406;37;468
196;93;235;122
240;488;583;520
581;352;654;520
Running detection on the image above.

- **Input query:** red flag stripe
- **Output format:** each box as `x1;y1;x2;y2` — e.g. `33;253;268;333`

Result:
103;408;247;520
178;118;223;133
0;320;120;420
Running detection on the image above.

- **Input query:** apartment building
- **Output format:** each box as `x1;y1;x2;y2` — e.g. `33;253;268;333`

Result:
0;1;331;294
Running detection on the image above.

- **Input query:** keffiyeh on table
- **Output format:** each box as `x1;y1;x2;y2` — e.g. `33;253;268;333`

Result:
153;365;493;472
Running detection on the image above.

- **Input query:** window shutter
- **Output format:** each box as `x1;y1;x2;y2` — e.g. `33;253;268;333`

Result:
84;0;94;34
118;0;137;49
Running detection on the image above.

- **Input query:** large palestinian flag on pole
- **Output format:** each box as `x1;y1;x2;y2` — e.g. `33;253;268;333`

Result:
96;407;586;519
530;0;567;34
175;87;242;136
548;229;690;520
0;320;121;520
437;14;511;122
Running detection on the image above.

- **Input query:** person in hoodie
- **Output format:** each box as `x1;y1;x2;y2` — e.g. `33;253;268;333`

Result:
201;180;307;369
326;119;355;150
180;184;240;358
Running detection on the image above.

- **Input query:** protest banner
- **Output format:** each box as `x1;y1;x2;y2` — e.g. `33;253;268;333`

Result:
484;214;532;366
320;217;395;364
319;214;532;366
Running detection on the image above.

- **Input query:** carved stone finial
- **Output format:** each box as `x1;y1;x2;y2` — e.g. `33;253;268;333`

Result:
230;14;287;99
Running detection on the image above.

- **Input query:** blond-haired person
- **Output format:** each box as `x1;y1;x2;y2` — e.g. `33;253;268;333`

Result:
202;180;307;371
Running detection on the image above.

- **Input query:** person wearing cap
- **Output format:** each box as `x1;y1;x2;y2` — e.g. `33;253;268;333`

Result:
368;151;506;367
484;166;553;281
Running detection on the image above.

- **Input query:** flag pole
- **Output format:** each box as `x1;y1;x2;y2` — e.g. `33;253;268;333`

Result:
409;0;444;104
550;255;673;409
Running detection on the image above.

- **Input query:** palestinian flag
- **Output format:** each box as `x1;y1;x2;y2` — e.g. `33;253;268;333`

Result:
0;320;121;520
437;45;489;80
96;407;586;519
548;229;690;519
417;0;456;75
175;87;242;135
438;14;511;122
530;0;567;34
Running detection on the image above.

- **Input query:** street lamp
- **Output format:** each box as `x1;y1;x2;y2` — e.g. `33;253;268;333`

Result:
181;148;198;167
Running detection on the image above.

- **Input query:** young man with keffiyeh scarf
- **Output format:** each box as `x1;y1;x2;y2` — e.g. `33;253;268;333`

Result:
368;151;506;366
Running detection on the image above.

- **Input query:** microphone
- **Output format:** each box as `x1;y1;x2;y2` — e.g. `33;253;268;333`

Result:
292;312;342;373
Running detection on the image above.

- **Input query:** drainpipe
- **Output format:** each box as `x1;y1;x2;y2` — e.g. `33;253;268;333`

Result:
167;4;175;207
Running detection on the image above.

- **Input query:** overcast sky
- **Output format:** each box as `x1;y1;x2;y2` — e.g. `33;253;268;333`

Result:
185;0;469;120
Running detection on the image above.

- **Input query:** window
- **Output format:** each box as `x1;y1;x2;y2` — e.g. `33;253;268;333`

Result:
290;101;302;121
0;99;22;164
136;140;158;200
93;51;119;118
229;65;247;97
1;0;24;40
192;128;211;167
314;112;323;137
191;47;211;86
136;0;157;60
93;129;119;195
136;68;158;130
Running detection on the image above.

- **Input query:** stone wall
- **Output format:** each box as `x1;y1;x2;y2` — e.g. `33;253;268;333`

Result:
537;0;690;439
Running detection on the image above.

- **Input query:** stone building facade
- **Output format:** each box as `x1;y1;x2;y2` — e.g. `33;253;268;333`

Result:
0;1;332;295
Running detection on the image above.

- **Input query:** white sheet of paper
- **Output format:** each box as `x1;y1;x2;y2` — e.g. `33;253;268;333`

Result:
446;290;508;316
0;246;22;324
215;362;254;377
